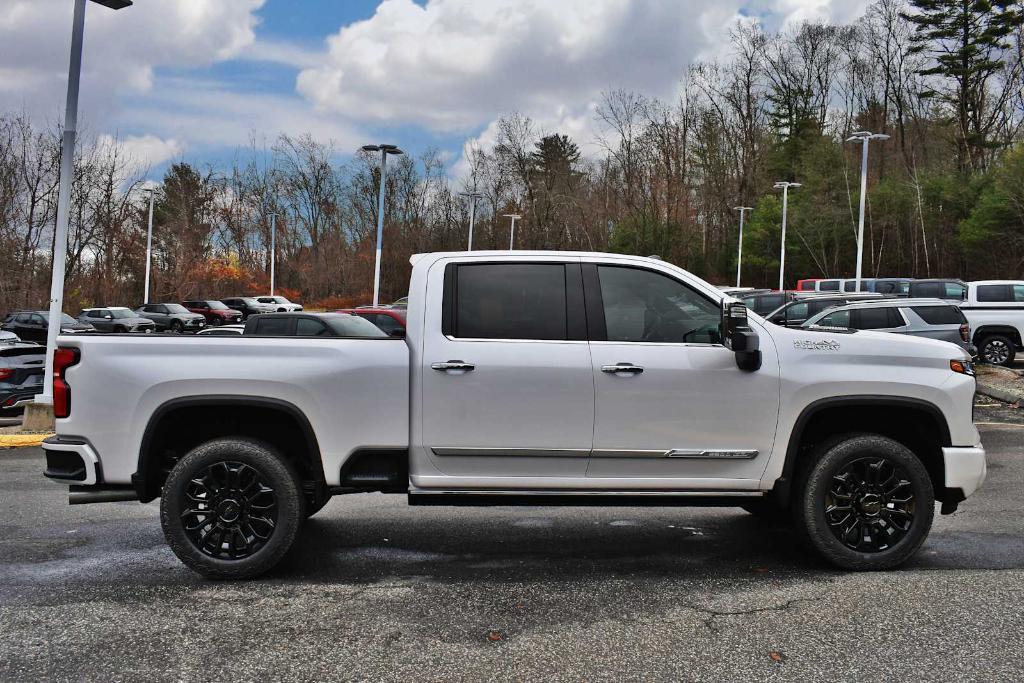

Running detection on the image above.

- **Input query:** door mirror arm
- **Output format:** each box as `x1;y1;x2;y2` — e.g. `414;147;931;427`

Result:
722;300;761;372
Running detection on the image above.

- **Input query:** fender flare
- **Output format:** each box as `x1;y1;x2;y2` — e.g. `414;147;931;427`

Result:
133;395;323;502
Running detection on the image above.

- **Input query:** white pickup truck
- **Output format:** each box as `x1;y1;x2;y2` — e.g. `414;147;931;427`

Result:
961;280;1024;366
42;252;986;578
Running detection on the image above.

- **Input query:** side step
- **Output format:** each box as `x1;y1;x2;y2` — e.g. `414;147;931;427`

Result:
408;490;764;507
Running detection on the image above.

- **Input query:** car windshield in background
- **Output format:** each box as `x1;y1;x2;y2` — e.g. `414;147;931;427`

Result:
267;297;290;304
205;301;230;310
164;304;190;314
39;312;79;325
325;315;387;337
238;298;260;306
109;309;135;319
912;305;966;325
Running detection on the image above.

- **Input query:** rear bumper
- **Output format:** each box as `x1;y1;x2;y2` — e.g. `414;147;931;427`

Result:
42;435;100;486
943;445;986;498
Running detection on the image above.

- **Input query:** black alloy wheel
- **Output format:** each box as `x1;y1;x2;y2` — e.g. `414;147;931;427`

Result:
824;457;914;552
181;460;278;560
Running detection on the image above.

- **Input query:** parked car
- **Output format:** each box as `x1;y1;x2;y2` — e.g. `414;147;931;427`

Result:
802;298;974;355
871;278;913;296
78;307;156;333
255;295;303;312
0;333;45;414
45;252;984;579
737;290;794;316
182;300;243;326
960;280;1024;366
765;293;886;327
908;279;966;301
795;279;820;292
220;297;276;320
841;278;876;292
243;312;386;338
1;311;95;342
134;303;206;333
335;307;406;336
196;324;245;337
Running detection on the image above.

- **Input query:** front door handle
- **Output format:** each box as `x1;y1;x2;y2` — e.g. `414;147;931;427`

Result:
431;361;475;372
601;363;644;374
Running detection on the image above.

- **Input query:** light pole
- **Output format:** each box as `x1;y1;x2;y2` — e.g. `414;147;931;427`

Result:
504;213;521;249
773;181;801;291
362;144;403;307
460;192;482;250
846;131;889;291
733;206;753;288
38;0;133;409
143;187;155;304
268;213;277;296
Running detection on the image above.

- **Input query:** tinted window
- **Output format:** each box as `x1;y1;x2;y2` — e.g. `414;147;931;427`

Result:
977;285;1011;302
16;313;32;323
911;282;941;298
598;266;721;344
843;281;857;292
797;281;816;291
851;307;896;330
755;295;784;314
325;315;387;337
912;305;965;325
455;264;567;340
363;313;403;334
295;318;329;336
817;310;850;327
946;283;966;299
784;302;808;321
819;280;840;291
253;317;291;336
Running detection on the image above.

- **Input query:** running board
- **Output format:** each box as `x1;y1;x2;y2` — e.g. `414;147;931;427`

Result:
407;489;764;507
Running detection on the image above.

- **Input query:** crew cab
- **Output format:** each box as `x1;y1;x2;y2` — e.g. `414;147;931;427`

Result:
42;252;986;579
961;280;1024;366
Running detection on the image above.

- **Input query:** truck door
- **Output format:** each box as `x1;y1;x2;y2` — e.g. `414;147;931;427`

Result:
583;263;781;487
417;259;594;481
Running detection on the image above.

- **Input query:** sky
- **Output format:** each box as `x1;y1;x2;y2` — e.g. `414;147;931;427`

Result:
0;0;873;181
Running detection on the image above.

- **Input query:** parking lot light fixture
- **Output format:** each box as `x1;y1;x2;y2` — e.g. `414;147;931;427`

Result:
268;213;277;296
143;186;155;304
503;213;521;249
773;182;800;292
846;131;889;292
733;206;753;288
38;0;132;408
363;144;404;307
459;192;483;250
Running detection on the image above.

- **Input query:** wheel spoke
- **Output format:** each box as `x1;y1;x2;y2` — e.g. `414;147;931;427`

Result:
824;455;917;554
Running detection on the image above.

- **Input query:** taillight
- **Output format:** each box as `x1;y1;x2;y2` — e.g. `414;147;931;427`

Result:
53;347;79;419
0;368;12;381
959;323;970;343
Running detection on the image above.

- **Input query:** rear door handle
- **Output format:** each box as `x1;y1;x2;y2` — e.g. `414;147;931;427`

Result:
601;363;644;374
431;361;475;371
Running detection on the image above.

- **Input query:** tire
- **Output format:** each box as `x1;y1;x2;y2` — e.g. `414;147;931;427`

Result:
113;325;126;333
979;334;1016;366
160;437;303;580
170;320;184;334
209;317;222;327
793;433;934;570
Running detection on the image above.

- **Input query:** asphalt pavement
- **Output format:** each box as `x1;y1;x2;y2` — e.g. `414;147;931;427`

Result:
1;402;1022;682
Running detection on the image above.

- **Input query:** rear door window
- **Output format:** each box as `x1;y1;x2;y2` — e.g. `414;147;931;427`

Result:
817;310;850;327
850;307;896;330
784;302;808;322
453;263;568;340
253;317;292;336
295;318;329;336
819;280;840;291
976;285;1011;302
912;305;966;325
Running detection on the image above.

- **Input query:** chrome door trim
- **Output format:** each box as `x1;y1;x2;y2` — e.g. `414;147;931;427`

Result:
431;447;591;458
591;449;759;459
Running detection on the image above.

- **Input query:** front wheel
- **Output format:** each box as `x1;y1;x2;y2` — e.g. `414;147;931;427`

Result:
170;320;184;334
793;433;934;570
209;316;222;327
979;334;1016;366
160;438;303;579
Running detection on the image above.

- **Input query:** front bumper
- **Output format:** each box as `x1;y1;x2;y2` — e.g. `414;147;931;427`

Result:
42;435;101;486
943;445;986;498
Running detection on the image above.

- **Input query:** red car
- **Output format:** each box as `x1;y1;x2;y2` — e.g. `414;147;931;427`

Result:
182;300;244;326
335;307;406;336
795;279;821;292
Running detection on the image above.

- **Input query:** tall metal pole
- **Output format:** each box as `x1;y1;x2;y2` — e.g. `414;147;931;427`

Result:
372;149;388;307
467;197;477;251
504;213;521;249
855;137;869;291
733;206;752;288
779;185;788;292
269;213;277;296
143;188;154;304
39;0;86;406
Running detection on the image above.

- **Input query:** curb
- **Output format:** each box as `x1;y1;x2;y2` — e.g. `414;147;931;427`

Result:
976;382;1023;406
0;434;52;449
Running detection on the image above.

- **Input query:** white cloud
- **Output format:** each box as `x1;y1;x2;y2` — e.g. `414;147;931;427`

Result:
97;134;184;169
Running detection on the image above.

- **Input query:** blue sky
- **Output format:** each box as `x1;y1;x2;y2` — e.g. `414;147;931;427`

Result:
0;0;872;181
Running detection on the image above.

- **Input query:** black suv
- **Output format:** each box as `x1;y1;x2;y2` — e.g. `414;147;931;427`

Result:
134;303;206;332
243;312;387;338
221;297;276;320
1;311;95;342
0;332;46;413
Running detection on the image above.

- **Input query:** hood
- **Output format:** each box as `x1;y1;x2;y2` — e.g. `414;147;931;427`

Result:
62;322;95;332
180;312;206;320
766;321;971;366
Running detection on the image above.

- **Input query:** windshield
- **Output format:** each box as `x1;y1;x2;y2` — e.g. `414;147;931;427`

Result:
265;296;289;304
239;298;259;306
164;304;189;314
109;309;135;319
40;312;79;325
206;301;230;310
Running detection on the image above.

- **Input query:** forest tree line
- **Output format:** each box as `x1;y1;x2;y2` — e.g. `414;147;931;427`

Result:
1;0;1022;313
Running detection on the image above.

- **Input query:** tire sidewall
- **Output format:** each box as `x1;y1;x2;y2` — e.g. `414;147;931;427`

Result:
160;438;302;579
798;435;934;570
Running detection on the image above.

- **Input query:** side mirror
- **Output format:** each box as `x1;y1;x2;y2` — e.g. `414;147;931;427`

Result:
722;301;761;371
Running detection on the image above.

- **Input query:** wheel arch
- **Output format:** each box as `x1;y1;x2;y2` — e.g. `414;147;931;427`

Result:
773;396;952;505
133;395;325;504
972;325;1022;347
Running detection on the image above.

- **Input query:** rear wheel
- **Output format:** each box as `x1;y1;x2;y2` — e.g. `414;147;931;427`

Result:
209;316;222;326
160;438;303;579
979;334;1015;366
793;433;934;570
